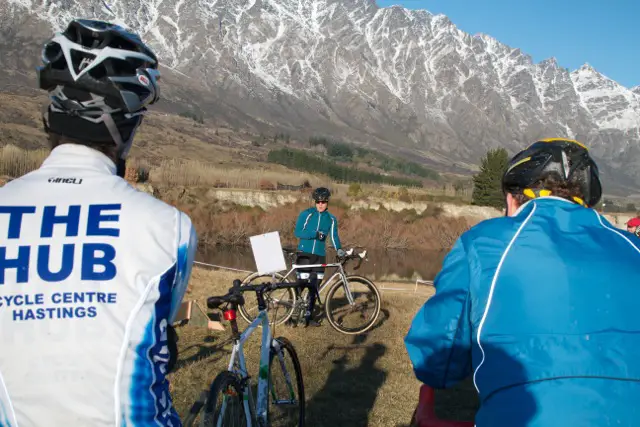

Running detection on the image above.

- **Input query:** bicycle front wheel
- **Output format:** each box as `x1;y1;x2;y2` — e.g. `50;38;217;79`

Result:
237;272;296;326
267;336;305;427
201;371;247;427
324;275;381;335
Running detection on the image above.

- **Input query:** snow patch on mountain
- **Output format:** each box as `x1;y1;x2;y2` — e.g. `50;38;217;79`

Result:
571;64;640;131
1;0;639;190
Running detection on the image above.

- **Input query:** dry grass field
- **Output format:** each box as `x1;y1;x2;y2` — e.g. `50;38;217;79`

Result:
168;267;479;426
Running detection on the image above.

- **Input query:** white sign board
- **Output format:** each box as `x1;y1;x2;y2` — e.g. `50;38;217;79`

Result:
249;231;287;275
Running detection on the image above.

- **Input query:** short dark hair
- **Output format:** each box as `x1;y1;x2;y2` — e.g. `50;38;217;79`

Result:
48;133;118;162
511;174;585;206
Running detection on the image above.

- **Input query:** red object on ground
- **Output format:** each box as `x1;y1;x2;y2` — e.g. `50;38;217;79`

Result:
411;385;474;427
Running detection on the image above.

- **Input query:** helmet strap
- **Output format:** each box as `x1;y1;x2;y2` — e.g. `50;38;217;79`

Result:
503;195;509;217
102;112;144;178
115;158;126;178
102;111;143;158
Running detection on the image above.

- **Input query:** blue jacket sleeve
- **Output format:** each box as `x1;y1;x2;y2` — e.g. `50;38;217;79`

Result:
169;212;198;323
294;210;317;240
329;215;342;250
404;237;472;388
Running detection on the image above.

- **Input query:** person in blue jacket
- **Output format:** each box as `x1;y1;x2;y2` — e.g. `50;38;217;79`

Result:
405;138;640;426
294;187;345;326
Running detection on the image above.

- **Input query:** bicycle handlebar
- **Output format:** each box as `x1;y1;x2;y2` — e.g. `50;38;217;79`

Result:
337;249;368;270
207;279;303;310
235;280;302;294
283;247;368;265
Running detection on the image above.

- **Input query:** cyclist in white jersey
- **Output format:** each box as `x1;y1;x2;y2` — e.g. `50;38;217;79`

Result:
0;19;197;427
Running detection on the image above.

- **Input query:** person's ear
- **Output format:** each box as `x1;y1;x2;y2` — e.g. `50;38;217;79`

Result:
506;193;521;217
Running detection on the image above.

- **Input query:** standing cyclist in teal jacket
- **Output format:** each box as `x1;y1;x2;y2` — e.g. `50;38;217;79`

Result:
294;187;345;327
405;138;640;426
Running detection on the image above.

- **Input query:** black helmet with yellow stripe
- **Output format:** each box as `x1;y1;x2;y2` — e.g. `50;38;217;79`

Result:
502;138;602;208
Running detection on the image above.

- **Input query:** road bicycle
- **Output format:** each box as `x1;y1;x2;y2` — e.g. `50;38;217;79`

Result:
237;247;382;335
184;279;305;427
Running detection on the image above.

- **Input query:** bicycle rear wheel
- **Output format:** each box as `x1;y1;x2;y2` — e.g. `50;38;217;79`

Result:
268;337;305;427
237;272;296;326
200;371;247;427
324;275;381;335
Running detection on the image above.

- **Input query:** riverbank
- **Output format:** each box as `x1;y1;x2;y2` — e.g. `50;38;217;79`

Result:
1;155;635;252
156;185;637;252
152;184;501;251
163;194;472;250
196;246;448;282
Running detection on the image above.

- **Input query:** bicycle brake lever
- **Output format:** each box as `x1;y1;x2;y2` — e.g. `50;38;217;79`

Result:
227;279;242;294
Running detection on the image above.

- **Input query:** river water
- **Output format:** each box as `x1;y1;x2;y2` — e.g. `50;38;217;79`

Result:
196;246;448;282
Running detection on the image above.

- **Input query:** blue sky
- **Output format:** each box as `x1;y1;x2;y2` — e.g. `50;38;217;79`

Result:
376;0;639;88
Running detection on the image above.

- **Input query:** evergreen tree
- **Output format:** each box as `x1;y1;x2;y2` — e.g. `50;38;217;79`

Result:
472;148;509;208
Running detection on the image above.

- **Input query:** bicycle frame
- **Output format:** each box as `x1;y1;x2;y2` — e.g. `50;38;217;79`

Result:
283;261;356;305
224;306;295;427
222;308;271;426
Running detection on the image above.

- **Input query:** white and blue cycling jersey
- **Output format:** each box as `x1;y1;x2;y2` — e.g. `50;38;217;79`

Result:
0;143;197;427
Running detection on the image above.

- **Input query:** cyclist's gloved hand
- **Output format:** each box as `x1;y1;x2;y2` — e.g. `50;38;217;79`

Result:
316;231;327;241
337;248;346;258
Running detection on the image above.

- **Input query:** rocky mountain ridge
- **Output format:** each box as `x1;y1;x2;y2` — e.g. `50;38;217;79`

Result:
0;0;638;194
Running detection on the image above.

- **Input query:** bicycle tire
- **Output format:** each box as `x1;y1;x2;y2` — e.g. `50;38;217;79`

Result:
267;337;305;427
324;275;381;335
201;371;247;427
183;388;209;427
237;272;296;326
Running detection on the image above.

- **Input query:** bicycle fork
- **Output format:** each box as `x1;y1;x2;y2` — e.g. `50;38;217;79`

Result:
269;340;297;406
339;273;357;306
256;289;273;425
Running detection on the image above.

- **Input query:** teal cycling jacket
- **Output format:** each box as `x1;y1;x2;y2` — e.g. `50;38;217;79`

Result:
405;197;640;426
295;207;342;256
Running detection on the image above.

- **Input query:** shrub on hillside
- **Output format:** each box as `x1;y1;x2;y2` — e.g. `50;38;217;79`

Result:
259;179;276;191
124;166;150;183
397;187;411;203
347;183;363;197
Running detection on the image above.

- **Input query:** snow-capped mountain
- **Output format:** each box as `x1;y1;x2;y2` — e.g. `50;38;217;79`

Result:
571;64;640;131
0;0;639;191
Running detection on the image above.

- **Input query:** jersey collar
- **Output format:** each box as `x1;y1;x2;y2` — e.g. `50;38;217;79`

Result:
40;143;117;175
514;195;579;216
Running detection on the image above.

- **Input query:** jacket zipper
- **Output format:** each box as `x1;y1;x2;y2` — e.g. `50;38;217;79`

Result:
312;211;322;254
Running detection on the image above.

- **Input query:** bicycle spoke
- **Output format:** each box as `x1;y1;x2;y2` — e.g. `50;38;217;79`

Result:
325;276;381;334
238;275;296;326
